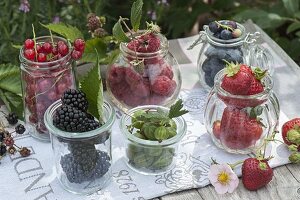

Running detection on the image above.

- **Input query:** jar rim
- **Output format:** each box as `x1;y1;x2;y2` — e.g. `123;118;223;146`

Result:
119;32;169;59
120;105;187;147
214;68;274;99
44;100;116;139
19;35;73;70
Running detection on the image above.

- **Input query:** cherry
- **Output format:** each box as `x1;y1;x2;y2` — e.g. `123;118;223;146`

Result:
74;38;85;51
37;53;47;62
57;41;65;47
42;42;52;54
24;49;35;61
71;50;82;60
36;44;43;53
58;44;69;56
52;46;58;55
24;39;35;49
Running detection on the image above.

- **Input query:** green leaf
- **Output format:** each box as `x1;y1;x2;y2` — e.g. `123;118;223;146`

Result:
282;0;299;15
41;23;84;42
296;31;300;37
11;44;22;49
0;89;11;111
0;64;20;81
3;91;23;119
0;75;22;95
294;11;300;19
130;0;143;31
101;49;120;65
113;20;130;43
80;50;103;120
287;22;300;34
81;38;107;63
168;99;189;119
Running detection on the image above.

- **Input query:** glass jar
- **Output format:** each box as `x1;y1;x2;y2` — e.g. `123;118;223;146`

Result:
19;36;76;141
44;100;115;194
193;21;273;90
106;33;181;111
204;69;280;154
120;105;187;175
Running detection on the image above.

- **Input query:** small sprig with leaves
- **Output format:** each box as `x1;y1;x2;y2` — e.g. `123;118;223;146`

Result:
127;99;188;142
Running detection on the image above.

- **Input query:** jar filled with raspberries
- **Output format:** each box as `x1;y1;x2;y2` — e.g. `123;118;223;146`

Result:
204;62;279;154
19;36;84;141
190;20;273;90
106;32;181;110
44;94;116;194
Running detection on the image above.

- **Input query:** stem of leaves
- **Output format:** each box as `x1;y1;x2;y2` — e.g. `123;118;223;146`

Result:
32;24;37;60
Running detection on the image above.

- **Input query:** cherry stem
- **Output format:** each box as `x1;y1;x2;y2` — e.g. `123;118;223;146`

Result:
215;21;234;31
13;144;21;149
49;29;54;46
32;24;38;61
228;160;244;169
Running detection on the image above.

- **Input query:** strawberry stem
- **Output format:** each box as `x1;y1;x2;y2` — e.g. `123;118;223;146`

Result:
228;160;244;169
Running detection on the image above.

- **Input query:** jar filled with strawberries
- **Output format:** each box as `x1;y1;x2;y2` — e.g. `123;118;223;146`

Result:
204;62;280;154
19;35;85;141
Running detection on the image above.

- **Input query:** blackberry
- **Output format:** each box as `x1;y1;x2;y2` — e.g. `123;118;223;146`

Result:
0;144;6;156
0;131;5;142
15;124;26;134
6;112;18;125
61;89;88;112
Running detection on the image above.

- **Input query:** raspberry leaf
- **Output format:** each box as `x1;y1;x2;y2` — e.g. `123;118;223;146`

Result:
130;0;143;32
168;99;189;119
113;19;130;43
41;23;84;42
81;38;107;63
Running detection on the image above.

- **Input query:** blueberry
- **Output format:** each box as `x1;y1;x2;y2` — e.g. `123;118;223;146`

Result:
213;32;221;39
202;59;213;73
226;21;237;29
220;30;233;40
205;47;227;60
209;22;220;33
204;73;214;87
225;48;243;63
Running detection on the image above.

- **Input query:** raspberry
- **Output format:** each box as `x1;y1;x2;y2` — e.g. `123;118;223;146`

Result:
109;82;131;100
6;112;18;125
15;124;26;134
122;93;143;107
61;89;88;112
130;78;150;97
127;33;160;53
24;39;34;49
93;28;107;37
143;94;165;105
125;67;143;86
160;64;174;79
108;65;125;84
87;14;101;32
151;75;177;97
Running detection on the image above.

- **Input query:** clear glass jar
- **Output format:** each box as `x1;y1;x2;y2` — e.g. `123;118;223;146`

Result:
204;69;280;154
19;36;76;141
106;33;181;111
44;100;115;194
120;105;187;175
194;21;273;90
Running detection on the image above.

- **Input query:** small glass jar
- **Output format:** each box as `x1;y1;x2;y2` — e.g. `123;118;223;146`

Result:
193;21;273;90
120;105;187;175
44;100;115;194
204;69;280;154
19;36;76;141
106;33;181;111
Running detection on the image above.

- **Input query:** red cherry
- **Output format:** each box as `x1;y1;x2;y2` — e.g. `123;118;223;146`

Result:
37;53;47;62
42;42;52;54
57;41;65;47
74;38;85;51
24;49;35;61
36;44;43;53
24;39;35;49
71;50;82;60
58;44;69;56
52;46;58;55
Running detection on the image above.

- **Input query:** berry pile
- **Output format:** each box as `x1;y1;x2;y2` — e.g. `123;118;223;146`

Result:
208;20;242;40
108;33;177;107
23;38;85;62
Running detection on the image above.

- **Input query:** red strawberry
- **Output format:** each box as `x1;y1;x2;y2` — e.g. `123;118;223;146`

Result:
242;158;273;190
212;120;221;139
221;62;253;95
247;78;264;95
220;107;263;149
282;118;300;146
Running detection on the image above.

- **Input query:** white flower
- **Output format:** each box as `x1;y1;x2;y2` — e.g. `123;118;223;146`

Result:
208;163;239;194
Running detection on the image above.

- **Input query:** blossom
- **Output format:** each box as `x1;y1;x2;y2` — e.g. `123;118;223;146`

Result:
208;163;239;194
19;0;30;13
52;16;60;24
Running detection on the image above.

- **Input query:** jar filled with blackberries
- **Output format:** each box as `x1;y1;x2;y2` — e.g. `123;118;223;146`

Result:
190;20;273;90
19;36;77;141
106;32;181;111
44;99;115;194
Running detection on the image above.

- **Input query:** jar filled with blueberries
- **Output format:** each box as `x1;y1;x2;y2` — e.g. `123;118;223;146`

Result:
190;20;273;90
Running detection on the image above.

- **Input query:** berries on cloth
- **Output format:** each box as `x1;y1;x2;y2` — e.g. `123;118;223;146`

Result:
19;147;31;157
281;118;300;146
61;89;88;112
15;124;26;134
6;112;18;125
0;144;7;156
242;158;273;190
127;33;161;53
4;137;14;147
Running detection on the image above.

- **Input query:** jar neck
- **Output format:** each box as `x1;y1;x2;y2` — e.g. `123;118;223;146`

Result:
119;32;169;61
19;36;73;70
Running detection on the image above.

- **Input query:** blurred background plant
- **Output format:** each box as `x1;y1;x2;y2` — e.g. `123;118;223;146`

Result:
1;0;300;65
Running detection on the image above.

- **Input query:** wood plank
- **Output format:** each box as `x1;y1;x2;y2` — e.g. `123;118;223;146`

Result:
159;189;204;200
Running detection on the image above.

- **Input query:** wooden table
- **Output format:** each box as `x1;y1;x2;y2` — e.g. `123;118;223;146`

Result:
151;20;300;200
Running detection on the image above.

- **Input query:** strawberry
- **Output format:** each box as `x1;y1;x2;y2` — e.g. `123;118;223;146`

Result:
281;118;300;146
242;158;273;190
220;107;263;149
247;67;267;95
212;120;221;139
221;62;253;95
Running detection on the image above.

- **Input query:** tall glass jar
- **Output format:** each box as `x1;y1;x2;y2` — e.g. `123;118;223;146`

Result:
120;105;187;175
106;33;181;111
193;21;273;90
204;69;280;154
44;100;115;194
19;36;76;141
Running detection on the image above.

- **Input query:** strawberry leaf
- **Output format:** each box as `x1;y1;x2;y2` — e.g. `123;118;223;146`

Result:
253;67;267;80
80;50;103;120
168;99;189;119
41;23;84;42
130;0;143;31
224;61;240;77
113;19;130;43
